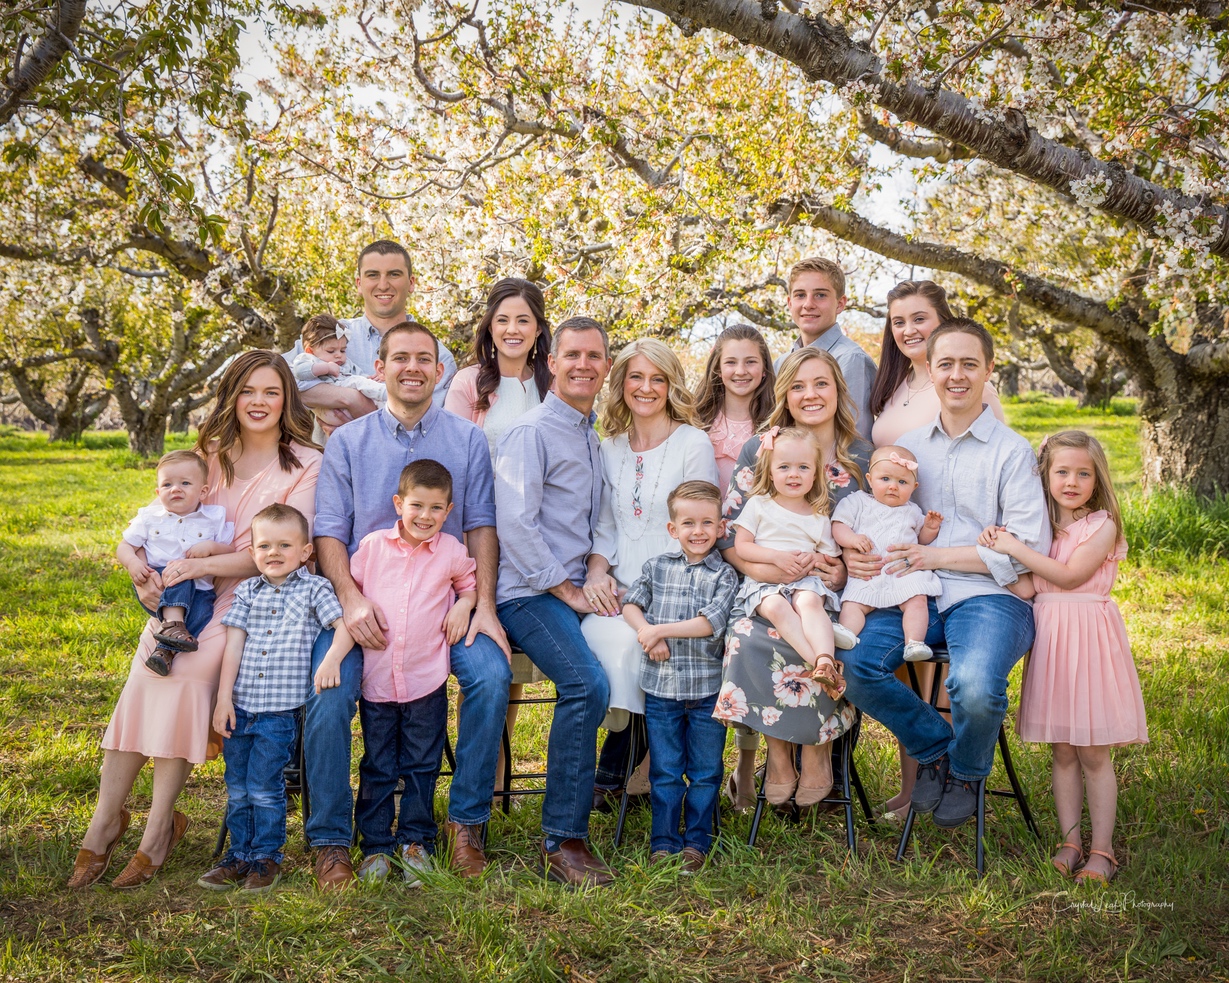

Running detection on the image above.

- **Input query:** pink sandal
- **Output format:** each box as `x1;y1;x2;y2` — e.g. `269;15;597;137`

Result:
1050;840;1084;878
811;656;846;700
1074;849;1119;885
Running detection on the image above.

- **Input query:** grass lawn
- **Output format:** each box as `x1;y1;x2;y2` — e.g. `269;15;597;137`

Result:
0;400;1226;982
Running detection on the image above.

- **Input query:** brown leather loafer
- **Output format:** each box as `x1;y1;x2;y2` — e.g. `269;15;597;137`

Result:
445;821;487;878
197;856;249;891
314;845;355;890
153;621;199;652
241;859;281;893
67;807;131;889
541;839;616;888
112;810;190;889
680;847;706;875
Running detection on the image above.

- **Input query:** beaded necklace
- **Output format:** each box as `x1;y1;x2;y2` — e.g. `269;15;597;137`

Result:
616;428;676;541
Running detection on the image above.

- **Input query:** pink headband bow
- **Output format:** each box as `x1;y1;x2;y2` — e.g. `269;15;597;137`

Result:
1038;434;1051;455
888;451;917;472
756;426;781;457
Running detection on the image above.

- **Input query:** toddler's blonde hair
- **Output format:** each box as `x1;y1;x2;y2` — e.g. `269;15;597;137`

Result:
748;427;829;515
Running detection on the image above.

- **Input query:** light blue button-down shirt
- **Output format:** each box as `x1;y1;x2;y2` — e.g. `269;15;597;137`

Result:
898;405;1051;612
776;323;878;442
315;402;495;557
284;314;457;408
494;392;602;604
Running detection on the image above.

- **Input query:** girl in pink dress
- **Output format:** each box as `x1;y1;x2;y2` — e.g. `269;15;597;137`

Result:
68;351;322;890
979;430;1146;886
693;324;775;493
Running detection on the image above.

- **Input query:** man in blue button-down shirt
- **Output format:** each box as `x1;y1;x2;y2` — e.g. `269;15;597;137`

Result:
494;316;618;887
306;321;510;889
843;319;1049;833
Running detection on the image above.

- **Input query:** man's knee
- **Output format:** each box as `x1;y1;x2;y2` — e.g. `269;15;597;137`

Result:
945;666;1007;719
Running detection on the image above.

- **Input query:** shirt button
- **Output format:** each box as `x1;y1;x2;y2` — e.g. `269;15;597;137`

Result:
262;651;267;655
267;630;273;635
258;672;264;677
271;609;276;614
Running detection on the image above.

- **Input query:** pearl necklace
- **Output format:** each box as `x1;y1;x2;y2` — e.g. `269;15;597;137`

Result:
902;376;934;407
616;429;676;542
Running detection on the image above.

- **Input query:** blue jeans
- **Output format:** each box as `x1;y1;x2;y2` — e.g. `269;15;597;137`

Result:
843;595;1035;781
303;627;511;847
644;692;727;855
134;567;214;637
222;706;297;863
497;594;610;840
355;684;447;856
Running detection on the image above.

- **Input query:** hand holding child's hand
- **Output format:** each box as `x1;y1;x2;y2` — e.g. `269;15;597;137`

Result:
648;641;671;662
988;528;1021;555
444;600;474;646
313;657;341;694
780;550;813;581
977;524;1001;548
212;699;236;738
924;511;943;532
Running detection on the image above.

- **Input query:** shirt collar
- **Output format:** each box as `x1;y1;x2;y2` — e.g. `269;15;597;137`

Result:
663;547;725;570
544;391;597;430
147;502;207;520
380;401;440;438
383;522;442;552
792;323;844;353
258;565;308;588
921;403;997;442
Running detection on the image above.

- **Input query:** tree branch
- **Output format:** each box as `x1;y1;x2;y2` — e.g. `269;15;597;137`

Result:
856;110;971;163
0;0;88;123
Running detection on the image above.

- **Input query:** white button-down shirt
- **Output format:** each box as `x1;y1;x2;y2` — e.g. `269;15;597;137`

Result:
121;502;234;589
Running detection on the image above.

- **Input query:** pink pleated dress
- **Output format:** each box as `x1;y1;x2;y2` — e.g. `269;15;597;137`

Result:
101;444;322;764
1015;510;1148;747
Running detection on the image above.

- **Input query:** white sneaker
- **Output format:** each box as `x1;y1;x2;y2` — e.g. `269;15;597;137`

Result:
903;640;933;663
399;843;433;887
832;623;860;650
356;853;392;883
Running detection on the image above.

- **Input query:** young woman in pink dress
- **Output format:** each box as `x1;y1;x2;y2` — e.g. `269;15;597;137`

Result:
979;431;1146;885
68;351;322;889
693;324;775;493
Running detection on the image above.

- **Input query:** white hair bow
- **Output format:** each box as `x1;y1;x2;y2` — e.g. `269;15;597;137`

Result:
334;323;352;341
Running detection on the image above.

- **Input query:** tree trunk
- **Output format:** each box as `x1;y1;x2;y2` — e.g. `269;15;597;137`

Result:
169;399;192;434
126;413;167;457
1139;376;1229;497
996;363;1021;398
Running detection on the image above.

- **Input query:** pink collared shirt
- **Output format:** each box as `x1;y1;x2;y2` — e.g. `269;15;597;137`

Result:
349;524;477;704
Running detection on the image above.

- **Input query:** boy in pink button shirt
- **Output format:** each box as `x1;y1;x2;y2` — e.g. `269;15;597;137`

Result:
349;460;477;884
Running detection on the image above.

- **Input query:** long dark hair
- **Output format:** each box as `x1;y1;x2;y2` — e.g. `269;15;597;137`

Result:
869;280;955;417
195;350;319;485
693;323;776;431
468;278;552;412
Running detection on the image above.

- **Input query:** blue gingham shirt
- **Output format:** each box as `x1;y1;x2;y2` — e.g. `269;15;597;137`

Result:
623;549;740;700
222;567;344;712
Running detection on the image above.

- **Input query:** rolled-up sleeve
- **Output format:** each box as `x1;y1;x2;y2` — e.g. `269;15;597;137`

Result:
221;583;253;631
313;434;354;545
461;427;497;532
495;428;569;592
121;510;149;549
980;444;1051;586
622;563;655;610
699;566;739;636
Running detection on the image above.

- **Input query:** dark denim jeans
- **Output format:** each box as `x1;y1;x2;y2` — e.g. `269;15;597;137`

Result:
355;683;448;856
644;692;727;855
497;594;610;840
134;566;215;636
222;706;297;863
595;718;648;790
843;595;1035;781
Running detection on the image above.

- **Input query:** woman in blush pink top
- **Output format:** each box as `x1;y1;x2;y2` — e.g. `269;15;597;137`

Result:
693;324;776;491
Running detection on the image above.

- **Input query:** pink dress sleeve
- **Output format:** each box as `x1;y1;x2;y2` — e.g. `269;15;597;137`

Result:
1075;509;1127;561
444;365;486;427
284;445;323;536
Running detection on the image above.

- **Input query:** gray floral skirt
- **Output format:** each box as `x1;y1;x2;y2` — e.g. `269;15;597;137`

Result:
712;612;854;745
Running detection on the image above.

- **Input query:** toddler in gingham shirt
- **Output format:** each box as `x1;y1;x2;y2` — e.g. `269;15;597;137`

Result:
622;480;739;872
197;503;353;894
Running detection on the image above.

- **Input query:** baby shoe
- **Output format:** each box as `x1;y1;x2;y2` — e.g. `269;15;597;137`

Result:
903;640;934;663
145;646;176;677
832;623;860;650
153;621;199;652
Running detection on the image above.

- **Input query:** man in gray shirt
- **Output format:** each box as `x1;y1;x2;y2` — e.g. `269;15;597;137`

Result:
774;257;878;442
842;318;1049;832
494;316;617;887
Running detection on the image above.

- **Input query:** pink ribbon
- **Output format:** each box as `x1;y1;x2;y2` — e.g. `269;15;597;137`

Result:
756;426;780;457
888;451;917;472
1038;434;1051;455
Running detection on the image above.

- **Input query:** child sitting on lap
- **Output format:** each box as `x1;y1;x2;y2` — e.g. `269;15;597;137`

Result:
290;313;388;405
117;449;234;677
622;480;739;873
349;460;478;885
197;503;353;893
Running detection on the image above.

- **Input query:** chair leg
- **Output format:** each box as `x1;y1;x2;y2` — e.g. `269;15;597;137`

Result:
839;726;856;854
975;779;987;878
895;806;917;862
747;770;767;849
849;757;875;825
998;726;1041;839
499;720;514;816
613;717;645;848
213;818;228;860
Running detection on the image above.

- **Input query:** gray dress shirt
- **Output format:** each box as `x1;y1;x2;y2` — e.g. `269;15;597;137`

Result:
775;324;878;442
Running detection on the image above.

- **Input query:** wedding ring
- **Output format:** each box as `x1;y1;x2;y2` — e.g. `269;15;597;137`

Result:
904;558;912;569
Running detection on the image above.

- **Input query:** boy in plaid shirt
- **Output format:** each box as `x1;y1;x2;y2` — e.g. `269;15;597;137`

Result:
197;504;353;893
622;481;739;872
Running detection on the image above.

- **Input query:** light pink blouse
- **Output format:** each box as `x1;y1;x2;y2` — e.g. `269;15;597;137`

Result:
707;410;757;492
871;378;1005;448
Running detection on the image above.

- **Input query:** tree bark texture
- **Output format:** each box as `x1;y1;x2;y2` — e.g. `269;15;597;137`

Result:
0;0;88;123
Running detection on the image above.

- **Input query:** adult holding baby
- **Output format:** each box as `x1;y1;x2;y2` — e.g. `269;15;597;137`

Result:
68;351;322;889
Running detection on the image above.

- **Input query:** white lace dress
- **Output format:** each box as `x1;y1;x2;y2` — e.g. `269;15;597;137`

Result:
830;491;942;608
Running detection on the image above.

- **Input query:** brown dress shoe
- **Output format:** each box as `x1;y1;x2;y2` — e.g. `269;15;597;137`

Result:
241;859;281;893
67;807;131;889
153;621;198;652
680;847;706;874
541;839;616;887
648;850;673;867
112;810;190;889
445;821;487;878
145;646;176;677
314;845;355;890
197;856;249;891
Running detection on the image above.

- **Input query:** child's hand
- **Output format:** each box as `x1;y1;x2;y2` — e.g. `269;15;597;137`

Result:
648;640;671;662
185;541;228;559
314;656;342;694
851;534;876;553
780;550;813;581
444;599;474;646
636;624;669;655
923;511;943;532
988;529;1021;555
212;698;236;738
977;524;1002;548
126;560;154;585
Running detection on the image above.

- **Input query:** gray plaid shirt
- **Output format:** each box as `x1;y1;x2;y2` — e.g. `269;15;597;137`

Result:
222;567;344;713
624;549;739;701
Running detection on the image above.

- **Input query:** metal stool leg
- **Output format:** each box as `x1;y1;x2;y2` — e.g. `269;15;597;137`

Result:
976;779;987;877
613;716;646;848
998;726;1041;839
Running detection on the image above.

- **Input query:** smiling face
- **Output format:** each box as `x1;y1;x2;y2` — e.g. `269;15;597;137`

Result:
889;295;943;368
377;328;442;412
928;331;991;418
622;353;670;424
784;358;839;429
249;517;313;585
868;459;919;508
394;484;454;545
548;327;611;412
1047;447;1097;517
490;295;539;364
156;460;208;516
234;366;286;440
719;338;766;400
356;251;413;323
667;497;722;562
768;435;820;501
788;271;847;343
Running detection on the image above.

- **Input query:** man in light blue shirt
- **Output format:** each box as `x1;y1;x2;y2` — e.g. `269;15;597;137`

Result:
494;316;617;887
843;319;1049;832
284;240;456;432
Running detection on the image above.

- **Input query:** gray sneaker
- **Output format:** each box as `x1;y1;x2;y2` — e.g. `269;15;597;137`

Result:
910;756;948;815
832;623;860;650
356;853;392;883
932;775;981;829
399;843;433;887
903;640;934;663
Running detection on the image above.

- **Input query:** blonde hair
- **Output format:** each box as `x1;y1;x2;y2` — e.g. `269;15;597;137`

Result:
1037;430;1123;540
869;445;918;471
748;427;830;516
600;338;696;437
787;256;846;297
762;347;864;489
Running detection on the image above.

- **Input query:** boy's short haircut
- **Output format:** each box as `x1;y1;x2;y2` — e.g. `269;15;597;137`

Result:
667;480;723;520
927;317;995;364
301;313;343;350
157;449;208;482
398;459;454;502
251;503;310;541
787;256;846;297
